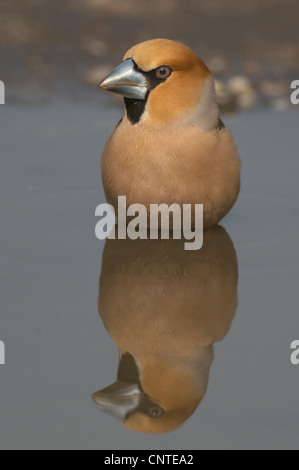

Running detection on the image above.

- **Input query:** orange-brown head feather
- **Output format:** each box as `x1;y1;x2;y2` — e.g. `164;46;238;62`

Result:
123;39;216;128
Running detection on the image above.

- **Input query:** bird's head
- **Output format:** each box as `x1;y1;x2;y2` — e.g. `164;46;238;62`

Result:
99;38;219;130
92;352;207;434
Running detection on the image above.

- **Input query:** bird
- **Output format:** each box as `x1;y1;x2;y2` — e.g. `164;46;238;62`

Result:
98;38;240;228
92;225;239;433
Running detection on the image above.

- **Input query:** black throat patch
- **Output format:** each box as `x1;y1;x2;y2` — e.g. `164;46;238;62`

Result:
124;61;171;125
124;92;149;125
117;352;165;420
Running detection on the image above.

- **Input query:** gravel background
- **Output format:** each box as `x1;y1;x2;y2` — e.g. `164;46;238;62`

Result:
1;0;298;109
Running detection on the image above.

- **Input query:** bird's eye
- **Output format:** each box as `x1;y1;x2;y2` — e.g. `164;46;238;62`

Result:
156;66;172;79
148;405;165;418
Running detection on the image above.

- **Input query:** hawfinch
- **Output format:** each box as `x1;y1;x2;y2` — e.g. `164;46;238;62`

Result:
92;226;238;433
98;39;240;228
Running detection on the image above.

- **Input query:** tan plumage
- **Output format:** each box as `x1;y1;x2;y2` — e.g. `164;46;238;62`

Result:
99;39;240;227
93;226;239;433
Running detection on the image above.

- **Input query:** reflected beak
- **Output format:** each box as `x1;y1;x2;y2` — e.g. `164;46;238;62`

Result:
98;59;148;100
92;381;141;421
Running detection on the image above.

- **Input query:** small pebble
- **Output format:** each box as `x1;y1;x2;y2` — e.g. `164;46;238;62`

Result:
84;65;113;86
227;75;257;110
270;98;290;112
81;38;109;57
208;55;228;75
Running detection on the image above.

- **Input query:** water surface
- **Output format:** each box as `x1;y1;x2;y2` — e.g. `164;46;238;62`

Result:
0;101;298;449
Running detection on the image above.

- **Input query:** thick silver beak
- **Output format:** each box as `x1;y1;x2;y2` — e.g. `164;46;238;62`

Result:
98;59;148;100
92;381;141;421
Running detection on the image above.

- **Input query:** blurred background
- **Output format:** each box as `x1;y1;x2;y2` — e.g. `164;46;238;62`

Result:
1;0;298;111
1;0;299;450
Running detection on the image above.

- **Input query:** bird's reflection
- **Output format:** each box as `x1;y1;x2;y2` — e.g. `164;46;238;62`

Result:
92;225;238;433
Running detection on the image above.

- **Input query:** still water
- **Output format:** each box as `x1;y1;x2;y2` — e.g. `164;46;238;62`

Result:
0;101;298;449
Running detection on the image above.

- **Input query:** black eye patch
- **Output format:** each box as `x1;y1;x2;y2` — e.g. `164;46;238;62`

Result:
133;61;172;90
124;61;173;125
